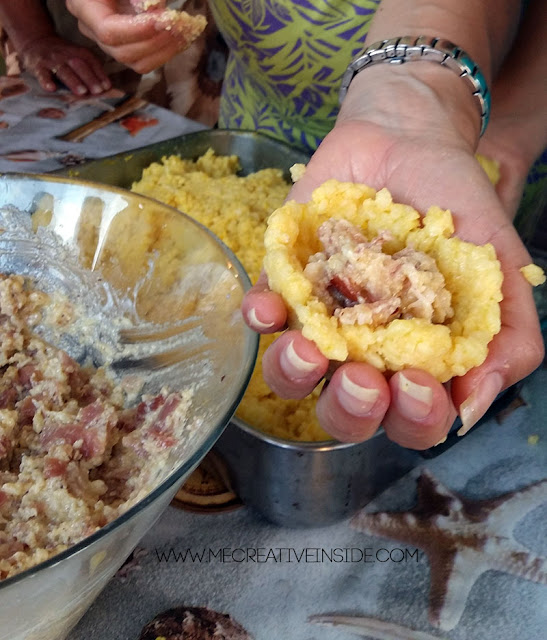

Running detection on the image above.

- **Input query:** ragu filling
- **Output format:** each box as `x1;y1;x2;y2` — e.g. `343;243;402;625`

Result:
0;273;192;581
303;218;454;327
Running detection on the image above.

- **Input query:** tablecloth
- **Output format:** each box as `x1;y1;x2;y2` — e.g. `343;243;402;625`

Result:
70;366;547;640
0;75;204;174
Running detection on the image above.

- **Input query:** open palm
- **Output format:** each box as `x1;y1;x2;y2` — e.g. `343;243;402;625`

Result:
243;114;543;449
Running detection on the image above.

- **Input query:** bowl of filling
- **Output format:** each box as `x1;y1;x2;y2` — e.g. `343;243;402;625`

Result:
0;172;258;640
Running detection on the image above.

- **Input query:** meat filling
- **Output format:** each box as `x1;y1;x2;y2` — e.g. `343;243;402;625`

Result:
0;273;193;580
303;219;453;327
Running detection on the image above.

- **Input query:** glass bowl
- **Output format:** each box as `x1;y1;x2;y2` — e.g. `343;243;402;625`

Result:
0;173;258;640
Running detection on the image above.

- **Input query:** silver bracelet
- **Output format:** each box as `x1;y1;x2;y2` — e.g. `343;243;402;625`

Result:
339;36;491;136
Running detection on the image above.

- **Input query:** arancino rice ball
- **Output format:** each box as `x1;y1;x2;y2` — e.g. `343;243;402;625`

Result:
264;179;506;383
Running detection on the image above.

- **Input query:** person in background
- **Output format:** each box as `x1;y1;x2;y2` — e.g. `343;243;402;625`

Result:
62;0;547;448
0;0;111;96
0;0;227;125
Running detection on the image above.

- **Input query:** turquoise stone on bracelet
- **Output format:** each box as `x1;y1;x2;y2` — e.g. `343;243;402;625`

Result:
457;50;490;135
339;36;491;136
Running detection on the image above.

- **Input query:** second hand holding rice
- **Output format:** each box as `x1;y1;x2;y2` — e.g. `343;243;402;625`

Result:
130;0;206;42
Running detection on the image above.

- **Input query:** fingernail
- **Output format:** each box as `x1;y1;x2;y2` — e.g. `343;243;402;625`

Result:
280;340;319;378
76;85;86;95
339;371;379;416
458;372;504;436
102;80;111;90
92;84;103;94
396;373;433;419
247;307;275;331
434;435;447;446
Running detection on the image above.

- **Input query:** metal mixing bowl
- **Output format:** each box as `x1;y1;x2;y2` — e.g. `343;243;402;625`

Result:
57;128;311;187
215;380;521;529
215;419;421;528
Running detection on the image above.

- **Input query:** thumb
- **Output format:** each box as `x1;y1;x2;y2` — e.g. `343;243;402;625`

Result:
67;0;163;43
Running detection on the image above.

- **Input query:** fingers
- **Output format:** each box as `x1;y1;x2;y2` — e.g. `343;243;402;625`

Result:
78;19;187;73
34;67;58;93
105;37;186;73
69;0;193;69
67;1;163;45
316;363;390;442
261;331;329;400
22;34;111;97
53;63;91;96
67;55;111;93
382;370;455;450
451;266;544;435
242;271;287;333
35;58;109;96
263;331;454;448
317;364;454;449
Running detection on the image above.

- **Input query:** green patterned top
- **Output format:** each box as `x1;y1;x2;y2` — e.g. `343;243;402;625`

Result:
209;0;546;243
209;0;379;152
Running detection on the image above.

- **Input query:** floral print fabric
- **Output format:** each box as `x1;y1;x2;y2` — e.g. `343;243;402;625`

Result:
209;0;379;151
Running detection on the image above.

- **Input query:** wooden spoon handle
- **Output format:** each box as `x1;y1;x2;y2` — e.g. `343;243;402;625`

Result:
58;95;148;143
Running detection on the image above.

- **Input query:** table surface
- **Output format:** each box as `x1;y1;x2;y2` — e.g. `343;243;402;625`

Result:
1;76;546;640
70;369;547;640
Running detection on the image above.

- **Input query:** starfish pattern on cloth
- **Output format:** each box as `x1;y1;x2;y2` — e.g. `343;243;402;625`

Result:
351;470;547;631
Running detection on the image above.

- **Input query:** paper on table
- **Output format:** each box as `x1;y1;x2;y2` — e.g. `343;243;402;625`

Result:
0;75;205;174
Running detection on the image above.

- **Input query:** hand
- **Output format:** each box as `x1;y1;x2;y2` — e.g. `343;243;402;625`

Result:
477;112;544;219
478;0;547;219
66;0;194;74
242;65;544;450
20;35;111;96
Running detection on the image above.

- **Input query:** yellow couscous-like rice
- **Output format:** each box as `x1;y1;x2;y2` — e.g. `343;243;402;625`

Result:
263;179;544;382
132;149;330;441
520;263;546;286
264;180;504;382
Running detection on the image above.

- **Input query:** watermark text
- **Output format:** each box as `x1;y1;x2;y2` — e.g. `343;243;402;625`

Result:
155;547;420;564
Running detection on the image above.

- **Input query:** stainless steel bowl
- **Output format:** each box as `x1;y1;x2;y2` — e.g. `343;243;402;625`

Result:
215;383;522;529
215;419;421;528
56;128;311;187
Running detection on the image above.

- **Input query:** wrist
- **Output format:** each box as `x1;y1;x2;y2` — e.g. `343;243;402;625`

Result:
362;0;522;83
12;29;58;56
338;62;481;150
480;113;546;191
